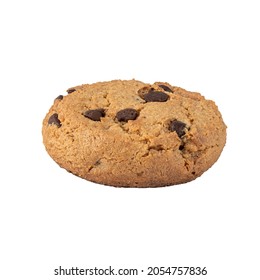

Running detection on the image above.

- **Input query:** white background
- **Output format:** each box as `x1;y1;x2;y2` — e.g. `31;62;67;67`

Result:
1;0;259;279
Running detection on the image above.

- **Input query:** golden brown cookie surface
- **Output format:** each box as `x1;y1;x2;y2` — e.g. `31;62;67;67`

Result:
42;80;226;187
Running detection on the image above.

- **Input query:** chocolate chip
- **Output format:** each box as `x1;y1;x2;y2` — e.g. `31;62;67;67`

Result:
169;120;186;138
143;91;169;102
48;113;61;127
116;108;139;122
55;95;63;101
179;144;185;150
67;88;76;94
83;109;105;121
158;84;173;93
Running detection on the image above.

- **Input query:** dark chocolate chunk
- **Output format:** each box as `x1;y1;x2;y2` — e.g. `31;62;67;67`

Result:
83;109;105;121
55;95;63;101
116;108;139;122
158;84;173;93
48;113;61;127
67;88;76;94
143;91;169;102
179;144;185;150
169;120;186;138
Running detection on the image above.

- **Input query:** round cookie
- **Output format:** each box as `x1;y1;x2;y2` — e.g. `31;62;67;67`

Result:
42;80;226;187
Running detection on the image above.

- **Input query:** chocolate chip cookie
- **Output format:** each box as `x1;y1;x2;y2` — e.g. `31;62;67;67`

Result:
42;80;226;187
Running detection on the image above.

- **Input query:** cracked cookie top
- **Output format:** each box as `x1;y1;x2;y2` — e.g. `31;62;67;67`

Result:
42;79;226;187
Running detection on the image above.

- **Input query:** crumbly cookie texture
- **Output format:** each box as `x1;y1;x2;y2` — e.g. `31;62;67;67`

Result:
42;80;226;187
